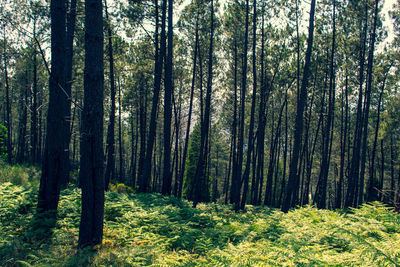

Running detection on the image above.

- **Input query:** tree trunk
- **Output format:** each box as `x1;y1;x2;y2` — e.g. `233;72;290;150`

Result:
315;0;336;209
104;0;117;190
346;6;368;208
140;0;166;192
3;30;12;163
230;36;238;205
367;72;388;202
178;18;199;198
193;0;214;207
358;0;379;206
17;72;29;163
253;5;265;206
337;69;349;209
233;0;249;211
282;0;316;213
37;0;68;215
240;0;257;210
78;0;104;248
162;0;174;195
32;29;38;164
118;76;124;182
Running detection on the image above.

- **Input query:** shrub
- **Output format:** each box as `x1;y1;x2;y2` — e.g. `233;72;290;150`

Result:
0;162;39;186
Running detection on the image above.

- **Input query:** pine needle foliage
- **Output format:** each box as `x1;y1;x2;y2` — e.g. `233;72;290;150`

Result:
0;175;400;266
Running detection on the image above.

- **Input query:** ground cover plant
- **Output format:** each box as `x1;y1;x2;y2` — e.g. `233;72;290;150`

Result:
0;167;400;266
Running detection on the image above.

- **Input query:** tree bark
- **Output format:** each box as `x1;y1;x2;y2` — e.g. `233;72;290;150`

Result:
233;0;249;211
37;0;68;215
78;0;105;248
358;0;379;206
193;0;214;206
282;0;316;213
3;30;12;163
346;5;368;208
315;0;336;209
104;0;117;190
178;18;199;198
240;0;257;210
140;0;166;192
162;0;174;195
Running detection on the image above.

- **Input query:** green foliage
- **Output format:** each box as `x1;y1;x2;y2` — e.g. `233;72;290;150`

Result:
0;124;8;161
183;123;211;202
183;123;201;201
108;182;134;194
0;176;400;266
0;161;40;187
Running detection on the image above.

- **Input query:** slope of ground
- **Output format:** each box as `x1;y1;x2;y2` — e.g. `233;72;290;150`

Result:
0;165;399;266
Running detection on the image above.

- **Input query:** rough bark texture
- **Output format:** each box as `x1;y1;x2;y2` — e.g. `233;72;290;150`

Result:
78;0;104;248
37;0;68;214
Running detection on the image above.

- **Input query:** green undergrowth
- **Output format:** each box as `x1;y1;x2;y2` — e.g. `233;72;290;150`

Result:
0;161;40;187
0;179;400;266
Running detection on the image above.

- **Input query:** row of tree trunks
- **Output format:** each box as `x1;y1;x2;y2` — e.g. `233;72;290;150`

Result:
282;0;316;213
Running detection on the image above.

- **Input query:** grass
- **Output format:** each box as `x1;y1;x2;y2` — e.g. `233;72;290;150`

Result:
0;165;400;266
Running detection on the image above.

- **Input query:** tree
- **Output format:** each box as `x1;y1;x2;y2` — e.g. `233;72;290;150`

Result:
162;0;174;195
315;0;336;209
104;0;117;191
140;0;167;193
2;28;12;164
192;0;215;207
37;0;68;215
282;0;316;213
78;0;105;248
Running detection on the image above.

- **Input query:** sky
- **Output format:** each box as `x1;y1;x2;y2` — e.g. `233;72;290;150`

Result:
382;0;396;47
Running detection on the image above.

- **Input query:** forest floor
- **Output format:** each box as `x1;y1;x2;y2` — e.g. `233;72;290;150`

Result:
0;163;400;266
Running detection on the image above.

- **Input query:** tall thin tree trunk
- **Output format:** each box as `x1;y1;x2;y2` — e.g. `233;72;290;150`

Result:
32;29;38;164
282;0;316;213
315;0;336;209
178;18;199;198
254;5;265;206
379;139;384;201
104;0;116;190
3;30;12;164
230;37;238;204
61;0;77;185
162;0;174;195
118;76;124;182
17;73;29;163
240;0;257;210
358;0;379;206
367;73;388;202
193;0;214;206
233;0;249;211
346;6;368;208
337;69;349;209
140;0;166;192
